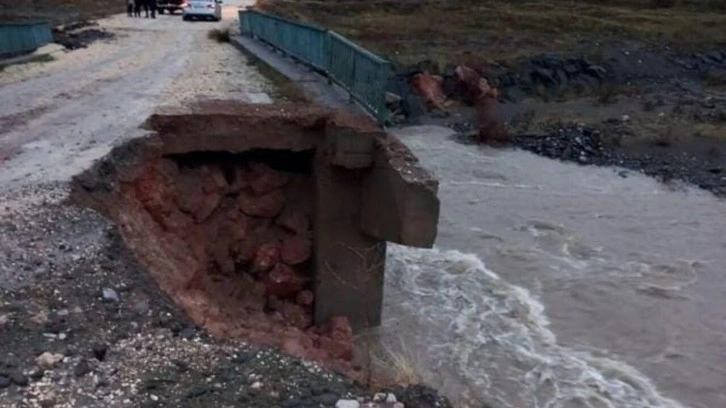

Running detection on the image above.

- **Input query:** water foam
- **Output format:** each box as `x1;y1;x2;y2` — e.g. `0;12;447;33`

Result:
381;245;686;408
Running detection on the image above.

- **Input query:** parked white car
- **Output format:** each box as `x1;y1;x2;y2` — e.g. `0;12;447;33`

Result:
182;0;223;21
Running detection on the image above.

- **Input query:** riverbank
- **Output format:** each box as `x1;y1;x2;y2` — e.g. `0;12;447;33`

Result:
259;0;726;198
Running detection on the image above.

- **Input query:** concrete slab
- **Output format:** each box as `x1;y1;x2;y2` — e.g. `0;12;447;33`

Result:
229;34;376;122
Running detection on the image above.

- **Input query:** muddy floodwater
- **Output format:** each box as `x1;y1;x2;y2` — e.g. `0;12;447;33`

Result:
376;126;726;408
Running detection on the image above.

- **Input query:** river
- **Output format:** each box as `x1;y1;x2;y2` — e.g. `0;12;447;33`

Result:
375;126;726;408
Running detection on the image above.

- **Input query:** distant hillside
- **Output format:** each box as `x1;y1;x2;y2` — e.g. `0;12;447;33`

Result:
0;0;120;23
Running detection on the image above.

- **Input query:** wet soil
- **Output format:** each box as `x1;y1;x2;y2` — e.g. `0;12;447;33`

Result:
52;21;116;51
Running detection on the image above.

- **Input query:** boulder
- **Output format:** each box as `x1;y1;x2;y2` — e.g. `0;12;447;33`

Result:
411;72;447;111
264;263;306;297
281;236;312;265
318;337;353;361
275;208;309;234
454;65;484;104
475;88;510;145
296;290;314;306
281;302;312;329
252;243;281;273
239;190;285;218
248;162;289;194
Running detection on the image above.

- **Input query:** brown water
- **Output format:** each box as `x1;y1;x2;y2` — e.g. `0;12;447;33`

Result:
377;126;726;408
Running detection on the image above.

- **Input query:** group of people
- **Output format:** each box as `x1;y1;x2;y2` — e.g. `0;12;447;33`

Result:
127;0;159;18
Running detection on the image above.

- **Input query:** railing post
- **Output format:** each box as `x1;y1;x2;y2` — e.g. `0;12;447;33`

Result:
348;52;356;104
325;31;333;85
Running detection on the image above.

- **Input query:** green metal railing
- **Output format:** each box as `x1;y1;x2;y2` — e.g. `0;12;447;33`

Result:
239;9;391;124
0;22;53;57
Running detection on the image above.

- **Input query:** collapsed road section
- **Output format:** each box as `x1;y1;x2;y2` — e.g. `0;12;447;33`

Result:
71;102;439;375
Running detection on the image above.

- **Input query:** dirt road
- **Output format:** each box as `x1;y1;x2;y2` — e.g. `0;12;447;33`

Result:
0;0;271;191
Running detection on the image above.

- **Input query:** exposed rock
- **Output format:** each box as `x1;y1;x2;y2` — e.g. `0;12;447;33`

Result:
9;370;29;387
0;375;10;389
249;162;290;194
280;236;312;265
92;343;108;361
321;316;353;342
194;192;222;222
532;68;556;85
276;208;309;234
281;303;312;329
252;243;281;273
411;72;447;111
102;287;119;303
36;352;65;371
295;290;314;306
318;337;353;361
454;65;484;105
336;400;360;408
475;88;510;145
264;263;306;297
386;92;403;104
238;190;285;218
73;359;92;377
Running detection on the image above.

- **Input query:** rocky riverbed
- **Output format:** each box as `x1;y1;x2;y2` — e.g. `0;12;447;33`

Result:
390;42;726;199
0;184;451;408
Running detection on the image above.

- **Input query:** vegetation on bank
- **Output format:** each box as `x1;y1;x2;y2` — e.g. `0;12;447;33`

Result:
258;0;726;64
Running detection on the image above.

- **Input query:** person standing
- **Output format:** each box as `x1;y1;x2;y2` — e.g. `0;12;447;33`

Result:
150;0;158;19
134;0;142;17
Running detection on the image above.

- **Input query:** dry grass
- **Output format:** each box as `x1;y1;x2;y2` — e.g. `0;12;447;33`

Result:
259;0;726;64
371;338;423;387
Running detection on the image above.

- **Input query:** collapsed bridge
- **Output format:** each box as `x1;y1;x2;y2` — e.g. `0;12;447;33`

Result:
72;102;439;372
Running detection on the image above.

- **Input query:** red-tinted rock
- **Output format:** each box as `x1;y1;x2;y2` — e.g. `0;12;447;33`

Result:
276;208;310;234
133;165;176;222
296;290;314;306
194;191;222;222
174;168;205;214
454;65;485;105
249;162;289;194
411;72;447;111
265;263;306;297
252;281;267;297
209;238;234;275
201;166;228;194
326;316;353;342
228;166;250;193
160;209;193;232
281;337;310;359
317;337;353;361
281;236;312;265
252;243;280;273
475;89;510;145
234;239;258;263
221;216;248;244
281;303;312;329
239;190;285;218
